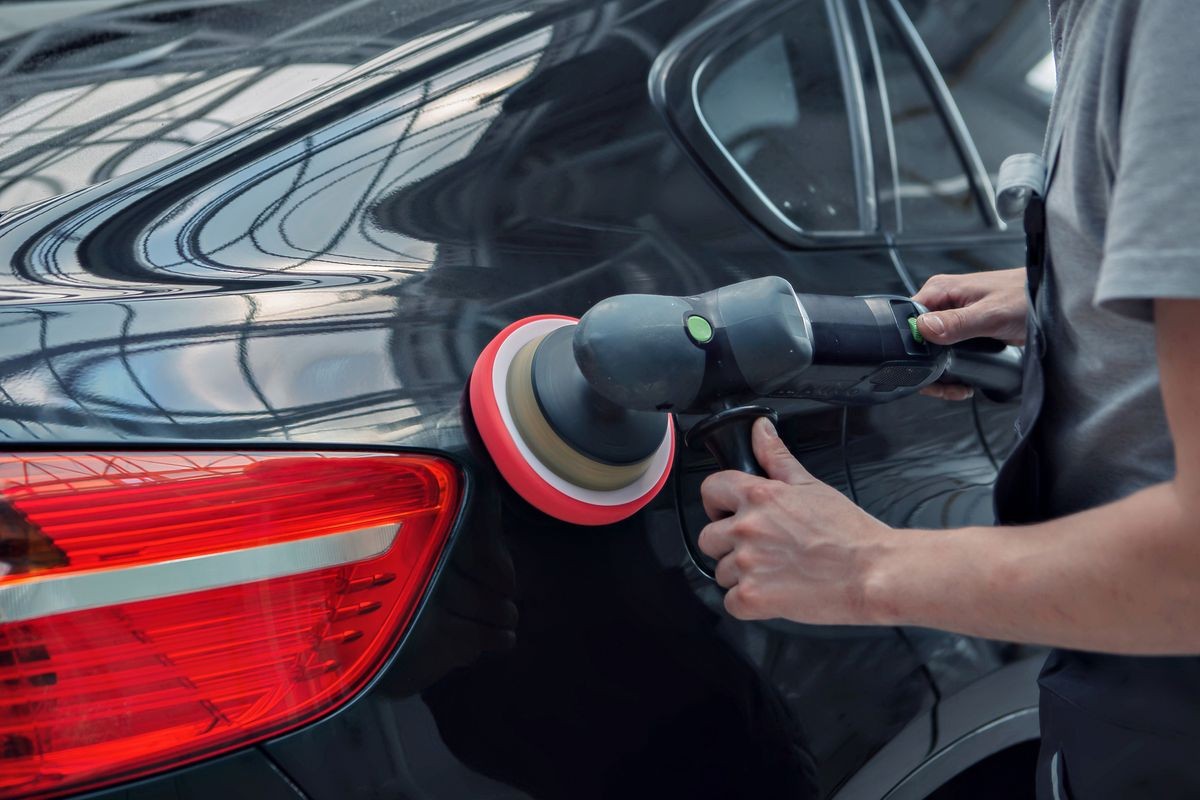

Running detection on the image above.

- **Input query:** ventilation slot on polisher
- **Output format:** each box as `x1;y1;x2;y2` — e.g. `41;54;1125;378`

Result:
868;364;933;389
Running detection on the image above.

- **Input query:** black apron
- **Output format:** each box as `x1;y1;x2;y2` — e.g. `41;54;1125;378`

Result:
995;116;1200;800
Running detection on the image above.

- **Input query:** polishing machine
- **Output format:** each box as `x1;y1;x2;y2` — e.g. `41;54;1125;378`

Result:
469;276;1021;525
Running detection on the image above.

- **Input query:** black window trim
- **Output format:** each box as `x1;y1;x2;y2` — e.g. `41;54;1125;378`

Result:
650;0;885;248
828;0;878;234
854;0;903;233
871;0;1005;236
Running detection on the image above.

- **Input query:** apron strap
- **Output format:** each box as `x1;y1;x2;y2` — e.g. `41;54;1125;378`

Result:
991;95;1068;526
995;99;1069;294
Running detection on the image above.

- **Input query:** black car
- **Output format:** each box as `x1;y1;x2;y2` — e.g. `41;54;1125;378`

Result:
0;1;1053;798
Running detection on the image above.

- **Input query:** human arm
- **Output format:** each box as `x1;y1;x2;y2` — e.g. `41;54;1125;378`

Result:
697;299;1200;654
698;0;1200;651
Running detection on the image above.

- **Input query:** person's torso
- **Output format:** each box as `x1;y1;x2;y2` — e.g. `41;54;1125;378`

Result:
1032;0;1199;747
1038;0;1175;518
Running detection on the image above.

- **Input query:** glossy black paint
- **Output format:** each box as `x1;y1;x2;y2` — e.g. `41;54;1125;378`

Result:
77;749;303;800
0;1;1051;797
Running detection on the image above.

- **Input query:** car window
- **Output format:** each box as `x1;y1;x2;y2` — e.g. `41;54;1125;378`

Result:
899;0;1052;187
694;1;868;235
867;1;985;233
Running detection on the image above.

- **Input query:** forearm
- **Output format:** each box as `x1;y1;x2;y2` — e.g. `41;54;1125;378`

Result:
867;481;1200;654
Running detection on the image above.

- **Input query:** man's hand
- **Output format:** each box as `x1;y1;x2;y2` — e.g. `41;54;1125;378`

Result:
913;268;1028;401
692;304;1200;653
697;417;891;624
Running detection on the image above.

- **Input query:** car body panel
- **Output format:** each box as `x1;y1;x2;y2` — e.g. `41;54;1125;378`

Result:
76;750;304;800
0;1;1049;797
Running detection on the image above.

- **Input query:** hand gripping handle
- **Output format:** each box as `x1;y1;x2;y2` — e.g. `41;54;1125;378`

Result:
684;405;779;477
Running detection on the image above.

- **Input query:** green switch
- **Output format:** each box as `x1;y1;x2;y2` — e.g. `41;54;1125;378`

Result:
908;317;925;344
686;315;714;344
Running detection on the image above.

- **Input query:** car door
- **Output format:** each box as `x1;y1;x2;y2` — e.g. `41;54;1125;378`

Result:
648;0;1030;793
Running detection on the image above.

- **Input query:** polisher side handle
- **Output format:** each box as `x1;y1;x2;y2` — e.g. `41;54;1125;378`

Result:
680;406;776;580
944;338;1023;402
684;406;779;477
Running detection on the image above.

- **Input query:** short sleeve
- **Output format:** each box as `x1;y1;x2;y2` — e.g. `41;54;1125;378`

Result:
1096;0;1200;321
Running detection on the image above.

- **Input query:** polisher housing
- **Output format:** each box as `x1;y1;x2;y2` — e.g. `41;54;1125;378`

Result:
470;277;1021;524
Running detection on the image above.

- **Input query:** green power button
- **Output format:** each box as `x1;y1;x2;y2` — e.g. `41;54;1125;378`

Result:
686;315;714;344
907;317;925;344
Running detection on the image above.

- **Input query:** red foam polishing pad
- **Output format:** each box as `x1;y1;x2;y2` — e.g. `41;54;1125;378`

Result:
469;315;674;525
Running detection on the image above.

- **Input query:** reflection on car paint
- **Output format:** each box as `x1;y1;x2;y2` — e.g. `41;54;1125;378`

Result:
0;1;1045;797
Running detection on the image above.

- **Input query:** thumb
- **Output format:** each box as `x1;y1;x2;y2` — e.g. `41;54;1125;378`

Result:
916;307;982;345
752;417;811;485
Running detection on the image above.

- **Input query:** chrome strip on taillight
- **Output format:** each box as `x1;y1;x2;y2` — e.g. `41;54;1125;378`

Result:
0;522;399;623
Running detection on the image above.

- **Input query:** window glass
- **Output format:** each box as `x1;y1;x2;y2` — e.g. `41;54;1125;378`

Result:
899;0;1052;187
868;2;984;232
696;2;863;234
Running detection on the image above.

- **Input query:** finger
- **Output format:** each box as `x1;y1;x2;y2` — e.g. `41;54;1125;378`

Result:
724;584;768;620
912;278;953;310
912;274;975;311
917;304;999;346
916;383;974;400
916;310;959;344
697;518;735;560
700;470;755;520
751;417;812;485
938;383;975;401
920;383;974;401
919;385;949;399
714;552;740;589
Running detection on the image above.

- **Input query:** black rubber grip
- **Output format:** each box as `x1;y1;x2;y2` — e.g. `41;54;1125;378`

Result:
945;339;1023;402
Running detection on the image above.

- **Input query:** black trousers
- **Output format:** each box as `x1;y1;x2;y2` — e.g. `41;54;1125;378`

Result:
1035;653;1200;799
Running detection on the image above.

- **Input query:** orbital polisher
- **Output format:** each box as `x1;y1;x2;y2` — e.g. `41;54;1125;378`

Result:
469;276;1021;525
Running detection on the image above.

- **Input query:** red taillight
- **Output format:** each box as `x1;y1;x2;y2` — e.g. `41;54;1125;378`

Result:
0;452;461;799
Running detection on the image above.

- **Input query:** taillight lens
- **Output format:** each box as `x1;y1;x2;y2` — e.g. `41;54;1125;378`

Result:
0;452;461;799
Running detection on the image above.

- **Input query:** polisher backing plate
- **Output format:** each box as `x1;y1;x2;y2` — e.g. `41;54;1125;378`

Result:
506;336;657;491
469;315;675;526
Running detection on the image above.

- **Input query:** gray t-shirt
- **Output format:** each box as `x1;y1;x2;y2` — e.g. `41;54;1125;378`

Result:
1034;2;1200;751
1039;0;1200;517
